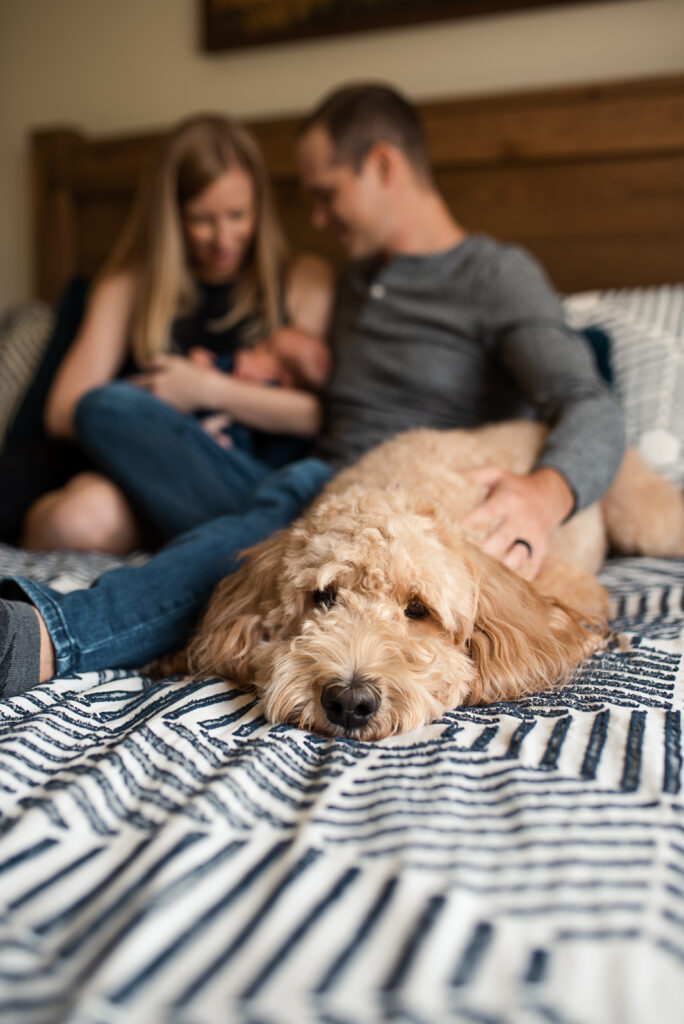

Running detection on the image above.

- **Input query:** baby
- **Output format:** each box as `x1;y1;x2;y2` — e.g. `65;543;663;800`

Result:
190;327;331;460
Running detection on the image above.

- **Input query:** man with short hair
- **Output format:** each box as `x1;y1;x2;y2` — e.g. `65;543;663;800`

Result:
0;83;624;696
298;84;623;574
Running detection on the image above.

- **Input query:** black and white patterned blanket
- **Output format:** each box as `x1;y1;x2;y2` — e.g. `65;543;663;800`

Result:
1;546;683;1023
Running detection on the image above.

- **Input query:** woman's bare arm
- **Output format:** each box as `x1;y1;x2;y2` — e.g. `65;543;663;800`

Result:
285;253;335;339
133;356;323;436
44;271;138;439
276;254;335;390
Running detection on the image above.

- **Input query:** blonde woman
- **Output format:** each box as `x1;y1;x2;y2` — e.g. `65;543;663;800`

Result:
22;114;333;553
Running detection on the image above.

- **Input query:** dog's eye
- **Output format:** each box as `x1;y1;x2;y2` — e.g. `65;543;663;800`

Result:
405;596;429;620
313;587;337;610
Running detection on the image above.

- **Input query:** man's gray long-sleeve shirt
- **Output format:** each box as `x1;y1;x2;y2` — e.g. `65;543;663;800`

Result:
314;234;625;511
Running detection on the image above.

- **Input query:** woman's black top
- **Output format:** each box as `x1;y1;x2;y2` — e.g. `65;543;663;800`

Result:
171;282;261;360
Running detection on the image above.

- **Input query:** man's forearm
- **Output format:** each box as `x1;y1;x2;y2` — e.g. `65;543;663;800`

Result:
535;391;626;512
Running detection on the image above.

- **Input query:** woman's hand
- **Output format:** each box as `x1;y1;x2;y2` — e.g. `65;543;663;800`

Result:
187;346;217;369
130;354;219;413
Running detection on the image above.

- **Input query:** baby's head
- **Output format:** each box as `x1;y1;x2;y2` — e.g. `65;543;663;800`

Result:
233;339;295;387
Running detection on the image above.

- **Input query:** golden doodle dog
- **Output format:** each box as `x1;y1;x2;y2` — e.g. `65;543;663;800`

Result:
165;421;684;741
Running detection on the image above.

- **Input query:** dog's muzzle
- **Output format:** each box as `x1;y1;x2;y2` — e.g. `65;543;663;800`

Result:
320;675;381;732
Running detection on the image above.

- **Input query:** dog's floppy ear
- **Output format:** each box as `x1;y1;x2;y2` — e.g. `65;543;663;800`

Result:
465;546;604;705
182;528;297;686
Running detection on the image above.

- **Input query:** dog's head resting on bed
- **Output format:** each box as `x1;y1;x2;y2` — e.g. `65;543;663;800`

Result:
183;485;602;740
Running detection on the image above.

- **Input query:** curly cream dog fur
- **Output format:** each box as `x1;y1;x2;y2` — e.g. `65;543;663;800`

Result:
167;421;684;741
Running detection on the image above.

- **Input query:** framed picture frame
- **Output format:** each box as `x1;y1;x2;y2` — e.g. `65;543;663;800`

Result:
202;0;582;53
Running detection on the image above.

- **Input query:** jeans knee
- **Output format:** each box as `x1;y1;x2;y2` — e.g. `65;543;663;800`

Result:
75;382;148;446
76;383;122;436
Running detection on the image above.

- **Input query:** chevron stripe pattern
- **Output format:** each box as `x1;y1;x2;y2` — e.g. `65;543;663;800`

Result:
1;548;683;1022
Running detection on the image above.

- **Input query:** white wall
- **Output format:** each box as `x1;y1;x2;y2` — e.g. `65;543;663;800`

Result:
1;0;683;309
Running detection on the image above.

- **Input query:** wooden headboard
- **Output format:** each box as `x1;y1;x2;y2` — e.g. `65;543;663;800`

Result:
32;73;684;304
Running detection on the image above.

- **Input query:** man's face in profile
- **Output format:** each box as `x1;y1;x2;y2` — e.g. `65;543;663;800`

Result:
296;125;388;260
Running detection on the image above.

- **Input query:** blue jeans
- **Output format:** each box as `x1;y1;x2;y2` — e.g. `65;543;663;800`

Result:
0;458;333;673
74;382;308;538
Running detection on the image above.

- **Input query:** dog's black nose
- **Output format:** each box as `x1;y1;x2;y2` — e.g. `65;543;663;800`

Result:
321;676;381;731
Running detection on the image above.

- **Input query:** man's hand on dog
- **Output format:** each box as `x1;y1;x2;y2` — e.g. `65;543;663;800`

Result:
461;466;575;579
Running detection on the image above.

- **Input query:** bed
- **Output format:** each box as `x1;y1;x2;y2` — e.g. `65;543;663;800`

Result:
2;74;684;1022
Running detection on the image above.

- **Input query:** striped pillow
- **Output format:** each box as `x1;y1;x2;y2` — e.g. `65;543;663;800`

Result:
564;284;684;486
0;301;55;449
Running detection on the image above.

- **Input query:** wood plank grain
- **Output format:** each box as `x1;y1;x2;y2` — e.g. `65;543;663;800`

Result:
31;74;684;301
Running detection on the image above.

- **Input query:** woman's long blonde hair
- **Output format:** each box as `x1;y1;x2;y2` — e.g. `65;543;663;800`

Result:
104;114;286;365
